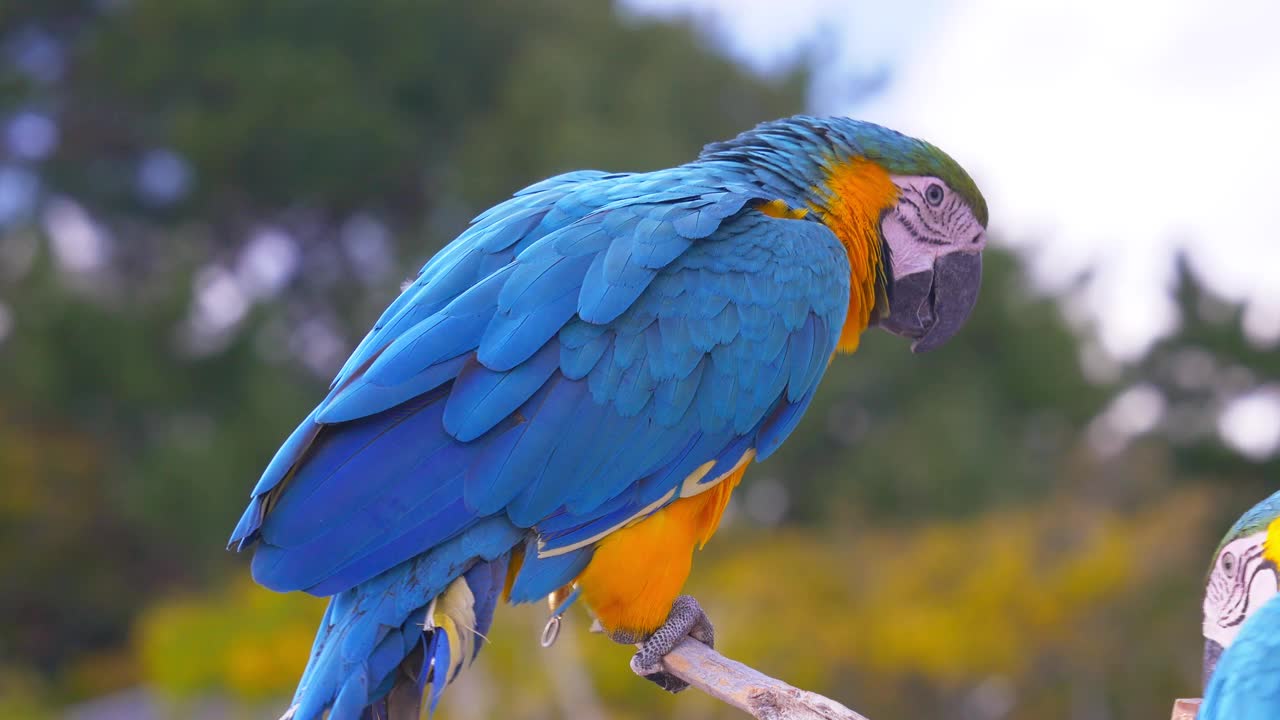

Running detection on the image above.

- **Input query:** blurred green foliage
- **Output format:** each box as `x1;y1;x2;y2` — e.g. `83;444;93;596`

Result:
1;2;1276;719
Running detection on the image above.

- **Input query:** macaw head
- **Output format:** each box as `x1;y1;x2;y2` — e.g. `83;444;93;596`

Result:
870;168;987;353
1202;491;1280;687
825;120;989;354
704;115;988;353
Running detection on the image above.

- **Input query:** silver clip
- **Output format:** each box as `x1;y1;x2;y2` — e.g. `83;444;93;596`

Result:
540;614;562;648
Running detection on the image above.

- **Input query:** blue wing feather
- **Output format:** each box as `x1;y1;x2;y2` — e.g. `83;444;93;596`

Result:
262;390;455;544
559;329;611;380
506;539;595;603
461;373;586;517
478;262;588;372
443;340;561;442
785;314;817;401
316;353;466;425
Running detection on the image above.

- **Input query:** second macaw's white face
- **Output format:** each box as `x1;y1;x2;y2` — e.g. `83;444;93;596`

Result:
873;175;988;353
1202;530;1279;686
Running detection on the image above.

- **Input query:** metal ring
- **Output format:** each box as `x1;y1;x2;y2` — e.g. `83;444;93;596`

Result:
540;615;562;648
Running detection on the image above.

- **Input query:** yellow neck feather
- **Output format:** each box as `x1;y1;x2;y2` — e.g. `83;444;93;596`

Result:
1265;518;1280;567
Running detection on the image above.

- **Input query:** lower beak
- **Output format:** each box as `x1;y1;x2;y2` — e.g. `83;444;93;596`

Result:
1203;639;1224;690
876;251;983;353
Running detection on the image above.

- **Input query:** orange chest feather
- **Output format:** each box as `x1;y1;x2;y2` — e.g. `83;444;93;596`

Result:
574;463;748;637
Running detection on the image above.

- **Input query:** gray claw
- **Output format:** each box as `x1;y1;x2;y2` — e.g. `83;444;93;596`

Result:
629;595;715;694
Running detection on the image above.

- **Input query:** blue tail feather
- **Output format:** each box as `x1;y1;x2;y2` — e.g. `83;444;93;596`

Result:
285;521;519;720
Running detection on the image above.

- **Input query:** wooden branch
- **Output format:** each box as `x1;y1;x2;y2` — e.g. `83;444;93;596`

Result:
657;638;871;720
1170;698;1200;720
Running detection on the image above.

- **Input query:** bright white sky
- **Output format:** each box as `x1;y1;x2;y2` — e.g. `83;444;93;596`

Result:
624;0;1280;361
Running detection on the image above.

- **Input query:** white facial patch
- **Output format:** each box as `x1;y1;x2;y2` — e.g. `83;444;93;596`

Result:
882;175;987;280
1203;531;1278;650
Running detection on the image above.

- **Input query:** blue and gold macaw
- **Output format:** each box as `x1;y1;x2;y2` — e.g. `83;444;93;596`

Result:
1200;490;1280;718
229;115;988;719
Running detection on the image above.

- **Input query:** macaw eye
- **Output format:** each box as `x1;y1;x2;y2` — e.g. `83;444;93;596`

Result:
1223;551;1236;575
924;183;945;206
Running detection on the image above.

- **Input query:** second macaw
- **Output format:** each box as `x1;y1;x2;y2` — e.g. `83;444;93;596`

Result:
1200;490;1280;717
228;115;989;719
1202;490;1280;685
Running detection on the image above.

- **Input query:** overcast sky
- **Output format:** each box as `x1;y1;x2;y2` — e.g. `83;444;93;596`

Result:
625;0;1280;361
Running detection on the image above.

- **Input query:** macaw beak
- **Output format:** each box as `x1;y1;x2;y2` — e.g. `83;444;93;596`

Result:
875;250;983;353
1203;638;1224;690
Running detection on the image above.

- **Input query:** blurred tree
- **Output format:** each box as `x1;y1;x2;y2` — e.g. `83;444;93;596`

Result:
0;0;804;703
765;249;1111;522
1130;258;1280;499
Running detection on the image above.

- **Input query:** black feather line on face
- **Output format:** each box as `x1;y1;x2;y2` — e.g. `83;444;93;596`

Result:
1224;544;1269;628
944;197;961;225
897;210;949;246
918;209;950;238
908;187;950;237
898;187;954;245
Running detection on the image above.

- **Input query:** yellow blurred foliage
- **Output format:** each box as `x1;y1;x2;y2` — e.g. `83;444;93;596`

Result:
130;487;1212;719
697;486;1210;687
0;665;55;720
64;649;139;699
134;577;326;700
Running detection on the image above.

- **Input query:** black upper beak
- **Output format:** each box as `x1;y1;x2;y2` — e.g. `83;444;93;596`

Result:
1203;638;1224;690
875;251;983;353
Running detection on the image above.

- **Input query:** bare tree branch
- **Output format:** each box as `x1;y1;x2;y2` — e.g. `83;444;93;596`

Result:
656;638;872;720
1170;698;1200;720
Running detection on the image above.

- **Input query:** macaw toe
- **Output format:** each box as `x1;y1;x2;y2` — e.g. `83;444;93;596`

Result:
628;595;715;694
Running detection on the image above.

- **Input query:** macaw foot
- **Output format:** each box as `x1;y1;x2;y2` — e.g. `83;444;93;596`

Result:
625;595;715;694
